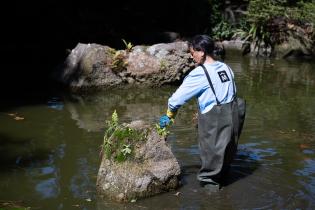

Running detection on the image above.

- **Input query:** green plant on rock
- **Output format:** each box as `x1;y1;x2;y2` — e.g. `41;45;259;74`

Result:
121;144;132;156
110;50;128;72
155;123;170;137
122;39;134;52
242;0;315;55
245;0;283;51
294;1;315;24
102;111;146;162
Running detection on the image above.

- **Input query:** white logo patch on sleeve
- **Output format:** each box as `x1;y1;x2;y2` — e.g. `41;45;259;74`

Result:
217;71;230;83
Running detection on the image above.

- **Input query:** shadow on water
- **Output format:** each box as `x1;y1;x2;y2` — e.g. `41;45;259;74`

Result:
222;152;259;187
0;133;51;172
179;150;260;188
0;80;66;114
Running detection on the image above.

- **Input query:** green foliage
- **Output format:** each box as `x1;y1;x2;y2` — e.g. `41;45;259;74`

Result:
291;1;315;24
212;20;235;41
102;111;146;162
111;110;118;127
155;123;170;137
110;50;128;72
244;0;281;49
247;0;285;24
122;39;134;52
208;0;225;28
232;18;252;40
121;144;132;156
227;0;315;54
247;0;315;24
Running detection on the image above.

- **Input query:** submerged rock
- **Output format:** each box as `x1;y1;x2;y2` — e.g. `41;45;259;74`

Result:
96;120;181;202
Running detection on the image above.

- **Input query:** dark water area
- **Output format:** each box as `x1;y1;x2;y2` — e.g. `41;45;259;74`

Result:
1;51;315;210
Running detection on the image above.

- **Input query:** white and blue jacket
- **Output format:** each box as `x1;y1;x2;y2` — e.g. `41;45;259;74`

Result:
168;61;236;114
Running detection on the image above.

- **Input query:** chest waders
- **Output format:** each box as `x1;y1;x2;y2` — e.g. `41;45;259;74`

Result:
197;64;245;184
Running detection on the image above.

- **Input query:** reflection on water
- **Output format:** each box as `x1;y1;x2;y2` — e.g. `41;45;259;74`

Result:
1;53;315;209
238;142;278;163
47;97;64;111
36;178;59;199
296;159;315;197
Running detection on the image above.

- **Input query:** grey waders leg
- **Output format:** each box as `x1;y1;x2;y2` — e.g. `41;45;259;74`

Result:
197;102;237;187
197;64;243;189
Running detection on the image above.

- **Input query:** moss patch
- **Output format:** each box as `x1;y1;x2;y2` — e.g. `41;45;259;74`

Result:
102;111;148;162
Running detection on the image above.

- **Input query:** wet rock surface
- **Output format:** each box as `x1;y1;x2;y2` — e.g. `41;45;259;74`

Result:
96;120;181;202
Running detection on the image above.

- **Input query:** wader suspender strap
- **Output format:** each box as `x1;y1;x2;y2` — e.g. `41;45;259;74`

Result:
200;64;221;105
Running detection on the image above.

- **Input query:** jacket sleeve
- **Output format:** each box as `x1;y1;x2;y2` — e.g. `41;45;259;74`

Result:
168;70;204;112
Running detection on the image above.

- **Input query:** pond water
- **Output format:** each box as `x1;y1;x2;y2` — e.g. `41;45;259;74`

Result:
1;52;315;210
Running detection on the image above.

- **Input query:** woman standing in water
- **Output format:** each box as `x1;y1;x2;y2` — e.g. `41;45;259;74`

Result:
159;34;245;188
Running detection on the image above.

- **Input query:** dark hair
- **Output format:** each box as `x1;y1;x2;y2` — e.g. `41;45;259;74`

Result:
188;34;214;56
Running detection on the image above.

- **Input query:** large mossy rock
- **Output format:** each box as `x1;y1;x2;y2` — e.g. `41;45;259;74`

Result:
274;35;314;58
54;43;124;90
96;120;181;202
54;41;195;90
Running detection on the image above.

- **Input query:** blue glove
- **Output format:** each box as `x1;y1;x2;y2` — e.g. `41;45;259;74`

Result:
159;115;171;129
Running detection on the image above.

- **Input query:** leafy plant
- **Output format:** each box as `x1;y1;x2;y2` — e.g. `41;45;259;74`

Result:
207;0;225;31
212;20;235;41
110;50;128;72
295;1;315;24
122;39;134;52
155;123;170;137
102;110;146;162
121;144;132;156
110;110;118;127
244;0;315;51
